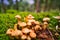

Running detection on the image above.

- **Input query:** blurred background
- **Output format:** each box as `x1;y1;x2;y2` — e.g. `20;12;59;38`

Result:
0;0;60;40
0;0;60;13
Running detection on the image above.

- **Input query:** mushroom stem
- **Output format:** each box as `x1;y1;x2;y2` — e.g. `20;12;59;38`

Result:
14;24;18;30
43;22;48;30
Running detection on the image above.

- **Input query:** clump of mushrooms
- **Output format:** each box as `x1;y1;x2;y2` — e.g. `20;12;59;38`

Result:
6;14;51;40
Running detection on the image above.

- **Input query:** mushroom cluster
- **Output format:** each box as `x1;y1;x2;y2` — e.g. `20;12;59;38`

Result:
6;14;53;40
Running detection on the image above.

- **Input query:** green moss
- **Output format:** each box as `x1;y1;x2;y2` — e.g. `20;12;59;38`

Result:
0;11;60;40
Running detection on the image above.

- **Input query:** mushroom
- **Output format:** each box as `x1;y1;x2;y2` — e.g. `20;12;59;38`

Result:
22;28;30;34
29;32;36;38
27;22;32;26
21;34;27;40
25;14;35;22
43;22;48;30
43;17;50;30
18;22;27;28
14;24;18;30
15;15;21;22
54;16;60;20
6;29;14;35
11;31;16;36
27;14;34;20
43;17;50;22
15;15;27;28
30;29;34;33
14;30;23;36
34;25;42;31
27;36;31;40
55;32;59;36
34;21;40;25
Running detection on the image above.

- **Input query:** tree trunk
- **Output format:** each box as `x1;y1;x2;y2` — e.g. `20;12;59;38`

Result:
52;0;56;10
35;0;41;13
16;0;19;11
43;0;48;11
1;0;6;13
8;0;13;9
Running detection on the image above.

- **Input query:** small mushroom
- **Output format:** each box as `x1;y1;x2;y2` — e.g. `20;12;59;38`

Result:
25;14;35;22
30;29;34;33
15;15;27;28
34;25;42;31
43;17;50;22
43;22;48;30
6;29;14;35
18;22;27;28
27;14;34;19
27;22;32;26
34;21;40;25
21;34;27;40
22;28;30;34
27;36;31;40
15;30;23;36
14;24;18;30
15;15;21;20
29;32;36;38
54;16;60;19
55;32;59;36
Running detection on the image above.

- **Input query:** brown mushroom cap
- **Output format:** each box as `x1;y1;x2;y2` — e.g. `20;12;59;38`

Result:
44;22;48;25
29;32;36;38
15;15;21;19
11;31;16;36
34;21;40;25
43;17;50;21
22;28;30;34
18;22;27;27
27;36;31;40
54;16;60;19
27;22;32;26
30;29;34;33
15;30;23;36
6;29;14;35
21;34;27;40
34;25;41;31
55;32;59;36
27;14;34;19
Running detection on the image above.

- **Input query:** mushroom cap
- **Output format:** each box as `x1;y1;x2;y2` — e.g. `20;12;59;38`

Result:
28;20;35;23
34;25;40;31
43;17;50;21
34;21;40;25
15;15;21;19
27;22;32;26
6;29;14;35
22;28;30;34
44;22;48;25
11;31;16;36
34;25;42;31
29;32;36;38
30;29;34;33
15;30;23;36
55;32;59;36
27;14;34;19
27;36;31;40
18;22;27;27
54;16;60;19
21;34;27;40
